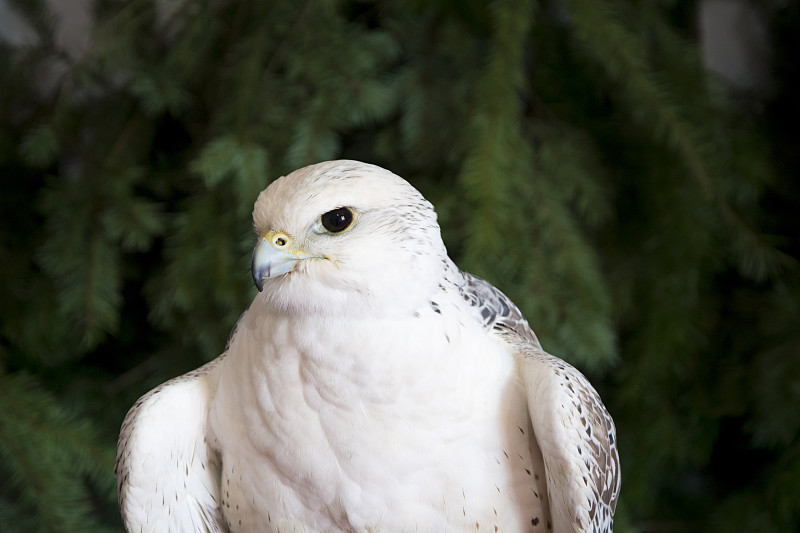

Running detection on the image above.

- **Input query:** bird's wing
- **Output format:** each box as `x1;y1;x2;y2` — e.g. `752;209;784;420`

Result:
514;345;620;533
461;273;620;533
115;356;227;533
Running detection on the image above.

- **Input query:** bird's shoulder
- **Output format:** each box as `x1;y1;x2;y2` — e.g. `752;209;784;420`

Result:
444;264;540;347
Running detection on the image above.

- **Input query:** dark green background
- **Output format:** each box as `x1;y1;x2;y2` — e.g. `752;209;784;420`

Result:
1;0;798;531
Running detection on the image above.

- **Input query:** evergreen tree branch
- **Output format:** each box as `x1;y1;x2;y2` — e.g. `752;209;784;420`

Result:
0;371;116;533
458;0;534;275
565;0;793;279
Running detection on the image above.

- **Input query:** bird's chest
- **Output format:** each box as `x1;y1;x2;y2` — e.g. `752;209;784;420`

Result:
209;313;547;532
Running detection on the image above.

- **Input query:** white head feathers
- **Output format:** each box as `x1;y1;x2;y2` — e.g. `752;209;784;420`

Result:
251;160;447;318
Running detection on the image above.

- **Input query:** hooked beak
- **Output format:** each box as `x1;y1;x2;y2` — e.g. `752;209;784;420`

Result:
251;234;306;292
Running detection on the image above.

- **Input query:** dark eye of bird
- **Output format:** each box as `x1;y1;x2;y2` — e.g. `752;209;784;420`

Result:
320;207;353;233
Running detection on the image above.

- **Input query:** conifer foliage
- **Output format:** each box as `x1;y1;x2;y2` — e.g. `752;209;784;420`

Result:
1;0;798;531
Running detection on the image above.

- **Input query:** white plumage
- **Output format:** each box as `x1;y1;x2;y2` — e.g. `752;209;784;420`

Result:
116;160;620;532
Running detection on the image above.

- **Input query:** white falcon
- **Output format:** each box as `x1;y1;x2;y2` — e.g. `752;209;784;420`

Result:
116;160;620;533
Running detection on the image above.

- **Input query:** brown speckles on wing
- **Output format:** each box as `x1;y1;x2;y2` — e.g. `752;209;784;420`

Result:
514;344;620;532
454;270;620;532
452;270;541;348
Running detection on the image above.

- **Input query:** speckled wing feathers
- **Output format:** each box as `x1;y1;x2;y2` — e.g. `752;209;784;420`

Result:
457;272;620;532
115;357;228;533
459;271;541;346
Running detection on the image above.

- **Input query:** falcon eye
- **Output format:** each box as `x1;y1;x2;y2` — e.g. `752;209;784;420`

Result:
320;207;354;233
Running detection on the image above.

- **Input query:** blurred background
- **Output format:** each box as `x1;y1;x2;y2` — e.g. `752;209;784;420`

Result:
1;0;798;531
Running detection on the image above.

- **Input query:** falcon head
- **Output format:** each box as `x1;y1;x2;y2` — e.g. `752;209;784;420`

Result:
251;160;446;318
